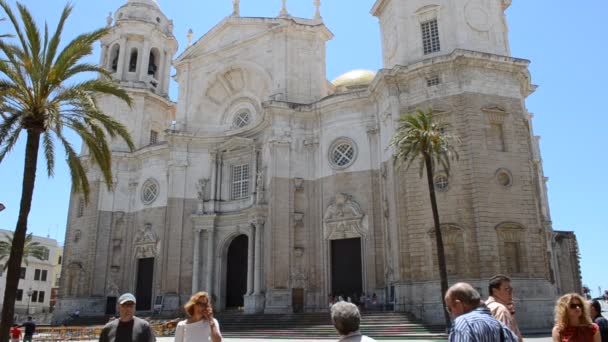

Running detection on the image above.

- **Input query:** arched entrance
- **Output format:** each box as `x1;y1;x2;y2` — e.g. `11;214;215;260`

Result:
331;237;363;300
226;234;248;308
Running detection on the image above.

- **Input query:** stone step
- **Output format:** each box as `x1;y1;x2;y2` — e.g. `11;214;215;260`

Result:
213;311;446;340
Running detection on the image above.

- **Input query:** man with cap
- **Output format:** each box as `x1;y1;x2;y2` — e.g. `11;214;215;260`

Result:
99;293;155;342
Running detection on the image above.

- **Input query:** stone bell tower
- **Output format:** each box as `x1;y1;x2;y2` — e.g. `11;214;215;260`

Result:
371;0;512;68
97;0;178;150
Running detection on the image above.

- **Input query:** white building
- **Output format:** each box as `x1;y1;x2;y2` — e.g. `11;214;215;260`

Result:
0;229;63;314
57;0;580;329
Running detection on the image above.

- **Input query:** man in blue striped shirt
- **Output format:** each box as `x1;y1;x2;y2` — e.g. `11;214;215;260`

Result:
445;282;518;342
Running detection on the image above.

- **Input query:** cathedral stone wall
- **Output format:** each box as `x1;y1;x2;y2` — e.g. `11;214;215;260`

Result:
56;0;579;330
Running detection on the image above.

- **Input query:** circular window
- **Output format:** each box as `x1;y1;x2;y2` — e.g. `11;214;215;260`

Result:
233;111;250;129
434;175;449;191
141;178;159;205
496;169;512;187
329;138;357;169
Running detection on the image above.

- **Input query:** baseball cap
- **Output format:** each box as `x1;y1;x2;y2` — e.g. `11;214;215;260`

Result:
118;293;136;304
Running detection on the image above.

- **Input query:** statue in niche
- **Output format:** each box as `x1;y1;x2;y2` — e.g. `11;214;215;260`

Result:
111;239;122;268
255;169;265;204
196;178;209;213
111;212;125;268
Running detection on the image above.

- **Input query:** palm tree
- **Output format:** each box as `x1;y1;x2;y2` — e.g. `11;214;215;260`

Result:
0;232;47;269
389;107;459;329
0;2;134;338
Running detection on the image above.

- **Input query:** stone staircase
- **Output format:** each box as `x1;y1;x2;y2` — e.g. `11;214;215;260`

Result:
214;311;447;340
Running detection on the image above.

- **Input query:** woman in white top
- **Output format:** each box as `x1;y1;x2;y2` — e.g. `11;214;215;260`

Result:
174;291;223;342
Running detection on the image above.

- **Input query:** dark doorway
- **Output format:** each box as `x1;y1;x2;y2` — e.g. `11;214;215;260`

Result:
226;235;248;308
331;238;363;300
292;288;304;313
135;257;154;311
105;296;117;315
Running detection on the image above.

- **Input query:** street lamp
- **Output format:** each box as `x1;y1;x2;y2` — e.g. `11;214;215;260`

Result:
26;288;33;314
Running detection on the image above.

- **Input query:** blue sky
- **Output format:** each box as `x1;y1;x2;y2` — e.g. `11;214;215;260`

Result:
0;0;605;296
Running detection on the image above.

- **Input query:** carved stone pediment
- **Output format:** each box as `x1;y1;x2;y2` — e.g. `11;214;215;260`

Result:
323;193;366;240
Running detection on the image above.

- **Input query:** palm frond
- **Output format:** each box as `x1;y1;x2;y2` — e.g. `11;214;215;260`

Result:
42;131;54;177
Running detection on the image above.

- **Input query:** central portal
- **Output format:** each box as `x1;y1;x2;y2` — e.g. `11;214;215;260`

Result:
226;234;248;308
331;238;362;299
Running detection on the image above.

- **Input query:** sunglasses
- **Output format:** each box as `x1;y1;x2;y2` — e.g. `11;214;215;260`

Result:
196;302;209;307
569;303;583;310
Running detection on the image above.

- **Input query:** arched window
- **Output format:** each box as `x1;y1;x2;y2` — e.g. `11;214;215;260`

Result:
129;48;138;72
148;48;159;78
109;44;120;72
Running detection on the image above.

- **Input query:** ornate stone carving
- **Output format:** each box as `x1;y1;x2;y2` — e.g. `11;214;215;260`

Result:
135;223;158;258
323;193;366;240
294;212;304;227
290;269;307;288
196;178;209;213
294;178;304;191
106;281;119;297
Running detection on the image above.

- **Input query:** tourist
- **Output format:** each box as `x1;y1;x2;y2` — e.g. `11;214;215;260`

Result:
590;300;608;341
99;292;156;342
10;324;21;342
486;274;523;341
21;316;36;342
330;301;376;341
174;291;222;342
445;282;518;342
551;293;600;342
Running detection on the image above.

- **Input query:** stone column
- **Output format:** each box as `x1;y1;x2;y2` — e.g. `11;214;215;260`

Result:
209;151;218;213
192;227;202;292
244;213;266;313
101;44;109;70
247;225;255;295
191;215;217;294
253;220;264;295
139;41;150;82
116;37;127;79
206;227;215;293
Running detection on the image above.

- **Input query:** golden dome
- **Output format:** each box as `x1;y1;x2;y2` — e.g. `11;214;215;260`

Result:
331;69;377;90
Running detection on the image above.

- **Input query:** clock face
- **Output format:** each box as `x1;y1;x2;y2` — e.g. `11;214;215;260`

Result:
465;1;490;32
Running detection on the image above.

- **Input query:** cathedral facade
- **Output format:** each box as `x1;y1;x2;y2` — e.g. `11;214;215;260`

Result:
57;0;579;329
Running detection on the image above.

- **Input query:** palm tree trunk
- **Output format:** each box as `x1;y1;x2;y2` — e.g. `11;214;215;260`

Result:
0;131;40;342
423;153;451;330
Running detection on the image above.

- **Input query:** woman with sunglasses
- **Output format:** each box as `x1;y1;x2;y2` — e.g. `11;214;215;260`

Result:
552;293;600;341
175;292;223;342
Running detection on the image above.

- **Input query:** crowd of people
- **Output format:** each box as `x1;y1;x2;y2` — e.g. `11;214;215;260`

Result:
6;274;602;342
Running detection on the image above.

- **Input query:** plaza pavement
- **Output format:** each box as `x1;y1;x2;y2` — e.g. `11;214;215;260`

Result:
81;334;553;341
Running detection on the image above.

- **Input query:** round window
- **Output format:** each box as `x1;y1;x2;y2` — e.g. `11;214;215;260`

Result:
434;175;449;191
233;111;250;129
496;170;512;187
141;178;159;205
329;138;357;169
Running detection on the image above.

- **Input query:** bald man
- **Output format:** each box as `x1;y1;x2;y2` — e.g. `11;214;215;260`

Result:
445;282;518;342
